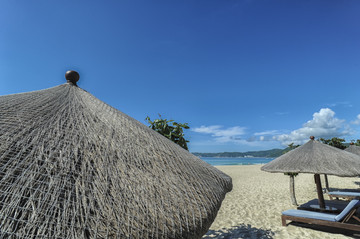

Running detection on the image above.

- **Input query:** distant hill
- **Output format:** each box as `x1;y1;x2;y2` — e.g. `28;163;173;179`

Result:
192;141;355;159
192;148;286;158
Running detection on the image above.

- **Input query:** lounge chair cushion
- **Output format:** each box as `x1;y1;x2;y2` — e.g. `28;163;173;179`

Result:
282;209;337;222
328;191;360;197
334;199;360;221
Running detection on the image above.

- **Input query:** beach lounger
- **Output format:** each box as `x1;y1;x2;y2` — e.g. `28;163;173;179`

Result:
328;191;360;200
297;198;349;213
282;199;360;231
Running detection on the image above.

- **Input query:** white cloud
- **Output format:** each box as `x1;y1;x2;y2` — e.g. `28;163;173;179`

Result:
253;130;284;142
192;125;223;134
254;130;280;136
192;125;246;143
326;101;353;108
191;109;357;150
351;114;360;125
274;108;349;146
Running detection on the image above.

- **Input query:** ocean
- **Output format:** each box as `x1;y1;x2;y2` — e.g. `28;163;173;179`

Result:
200;157;274;166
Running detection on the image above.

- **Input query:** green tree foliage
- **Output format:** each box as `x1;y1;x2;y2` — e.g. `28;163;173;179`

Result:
282;143;300;155
353;139;360;146
319;137;346;149
146;115;190;150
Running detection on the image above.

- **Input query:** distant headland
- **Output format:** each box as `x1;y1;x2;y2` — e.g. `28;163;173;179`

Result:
192;148;285;158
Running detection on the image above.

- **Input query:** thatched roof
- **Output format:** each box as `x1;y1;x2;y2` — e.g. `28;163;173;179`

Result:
261;138;360;177
0;71;232;239
345;143;360;156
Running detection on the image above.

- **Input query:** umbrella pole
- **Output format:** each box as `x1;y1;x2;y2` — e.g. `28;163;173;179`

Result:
314;174;326;209
324;174;330;193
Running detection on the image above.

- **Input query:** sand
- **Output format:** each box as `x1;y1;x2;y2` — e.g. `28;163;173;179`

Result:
203;165;360;239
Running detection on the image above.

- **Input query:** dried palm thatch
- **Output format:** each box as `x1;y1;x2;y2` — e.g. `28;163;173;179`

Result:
0;71;232;239
345;143;360;156
261;137;360;209
261;137;360;177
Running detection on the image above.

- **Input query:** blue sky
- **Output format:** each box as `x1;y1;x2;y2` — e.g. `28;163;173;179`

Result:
1;0;360;153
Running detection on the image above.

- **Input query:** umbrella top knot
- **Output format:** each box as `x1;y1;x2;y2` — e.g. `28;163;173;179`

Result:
310;136;315;140
65;70;80;85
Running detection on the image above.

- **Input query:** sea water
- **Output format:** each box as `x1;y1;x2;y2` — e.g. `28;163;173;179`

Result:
200;157;274;166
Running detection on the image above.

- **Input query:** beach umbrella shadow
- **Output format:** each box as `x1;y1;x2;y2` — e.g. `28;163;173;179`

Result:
203;224;275;239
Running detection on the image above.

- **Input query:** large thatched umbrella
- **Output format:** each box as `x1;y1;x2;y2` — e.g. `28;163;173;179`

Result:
0;71;232;238
345;143;360;156
261;136;360;210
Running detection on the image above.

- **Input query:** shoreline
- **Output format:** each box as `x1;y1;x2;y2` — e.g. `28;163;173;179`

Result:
203;165;359;238
201;157;274;167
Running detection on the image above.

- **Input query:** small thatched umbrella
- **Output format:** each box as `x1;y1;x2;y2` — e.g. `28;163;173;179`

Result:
345;143;360;156
0;71;232;238
261;136;360;210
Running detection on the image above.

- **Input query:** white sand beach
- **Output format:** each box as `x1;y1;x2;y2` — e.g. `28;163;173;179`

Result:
203;165;360;239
